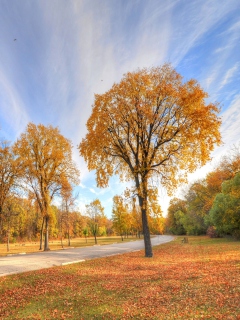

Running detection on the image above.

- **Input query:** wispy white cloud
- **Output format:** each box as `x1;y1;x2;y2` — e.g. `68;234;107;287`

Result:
168;0;237;66
221;19;240;35
0;69;29;140
89;188;97;194
214;45;233;54
201;12;240;93
220;94;240;149
79;183;87;189
219;63;240;90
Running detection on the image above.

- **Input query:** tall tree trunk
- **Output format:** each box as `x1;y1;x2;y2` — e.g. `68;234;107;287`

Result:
39;217;44;250
44;216;50;251
140;202;153;257
137;177;153;257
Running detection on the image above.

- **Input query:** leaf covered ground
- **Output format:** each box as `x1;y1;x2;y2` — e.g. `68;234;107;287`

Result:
0;237;239;319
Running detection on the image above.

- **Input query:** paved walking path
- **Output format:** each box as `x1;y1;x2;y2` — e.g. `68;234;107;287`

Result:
0;235;174;277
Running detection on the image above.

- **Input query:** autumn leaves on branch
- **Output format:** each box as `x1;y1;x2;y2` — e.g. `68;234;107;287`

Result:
79;63;221;257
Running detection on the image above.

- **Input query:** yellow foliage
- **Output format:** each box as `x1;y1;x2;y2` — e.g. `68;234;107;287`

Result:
12;123;80;250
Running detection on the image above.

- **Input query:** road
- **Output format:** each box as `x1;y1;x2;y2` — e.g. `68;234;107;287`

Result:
0;235;174;277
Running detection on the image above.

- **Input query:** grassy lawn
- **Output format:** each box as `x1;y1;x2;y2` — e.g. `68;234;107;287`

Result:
0;236;239;319
0;236;141;256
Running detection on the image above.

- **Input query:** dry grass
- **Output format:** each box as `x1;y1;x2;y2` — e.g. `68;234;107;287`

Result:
0;236;140;256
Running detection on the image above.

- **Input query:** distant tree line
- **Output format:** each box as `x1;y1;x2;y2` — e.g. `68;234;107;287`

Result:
0;193;115;248
166;145;240;239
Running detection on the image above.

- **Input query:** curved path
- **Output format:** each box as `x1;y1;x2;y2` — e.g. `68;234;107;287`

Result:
0;235;174;277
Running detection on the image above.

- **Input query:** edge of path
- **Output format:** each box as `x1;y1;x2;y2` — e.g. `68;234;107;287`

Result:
0;235;174;277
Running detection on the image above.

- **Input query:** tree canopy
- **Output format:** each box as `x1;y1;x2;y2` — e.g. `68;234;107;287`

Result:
13;123;80;250
80;63;221;257
210;172;240;238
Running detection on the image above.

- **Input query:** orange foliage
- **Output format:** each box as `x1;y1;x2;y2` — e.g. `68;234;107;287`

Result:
79;64;221;257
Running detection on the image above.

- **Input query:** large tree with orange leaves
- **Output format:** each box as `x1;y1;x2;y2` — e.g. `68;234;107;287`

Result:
13;123;80;251
79;64;221;257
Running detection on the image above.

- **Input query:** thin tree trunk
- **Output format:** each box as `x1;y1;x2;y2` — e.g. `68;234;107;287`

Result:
44;216;50;251
94;232;97;244
61;233;64;248
93;222;98;244
0;212;3;240
60;215;64;248
7;234;10;252
68;229;70;246
39;217;44;250
67;210;70;246
7;218;10;252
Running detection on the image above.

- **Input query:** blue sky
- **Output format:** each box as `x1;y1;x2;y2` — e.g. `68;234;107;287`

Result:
0;0;240;217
